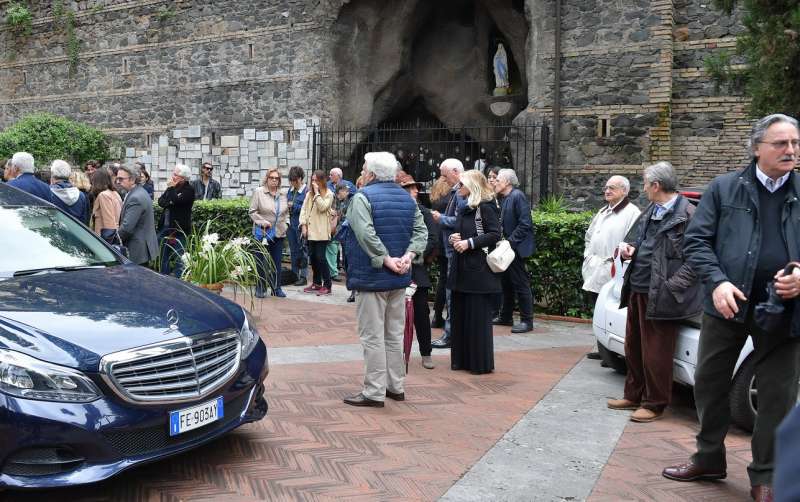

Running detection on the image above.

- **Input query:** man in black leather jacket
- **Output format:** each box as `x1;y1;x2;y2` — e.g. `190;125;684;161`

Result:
663;114;800;502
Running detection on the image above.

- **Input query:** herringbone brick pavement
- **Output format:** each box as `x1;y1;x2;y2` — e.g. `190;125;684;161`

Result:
7;347;587;502
590;391;753;502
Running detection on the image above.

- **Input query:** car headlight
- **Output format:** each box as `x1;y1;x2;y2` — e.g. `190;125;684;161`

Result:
0;349;101;403
239;309;261;359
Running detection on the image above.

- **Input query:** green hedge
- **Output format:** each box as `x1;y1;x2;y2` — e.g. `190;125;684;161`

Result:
171;198;595;317
529;211;594;318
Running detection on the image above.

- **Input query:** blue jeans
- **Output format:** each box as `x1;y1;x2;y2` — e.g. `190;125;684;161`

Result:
158;229;186;278
256;237;285;294
286;225;308;280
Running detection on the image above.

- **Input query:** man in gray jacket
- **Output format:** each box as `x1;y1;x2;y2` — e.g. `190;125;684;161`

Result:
116;164;158;266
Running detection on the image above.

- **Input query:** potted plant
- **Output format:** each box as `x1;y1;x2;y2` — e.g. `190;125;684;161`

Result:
180;222;272;296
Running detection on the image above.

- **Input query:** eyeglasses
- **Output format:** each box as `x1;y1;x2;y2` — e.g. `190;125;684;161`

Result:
267;176;280;180
761;139;800;150
202;165;213;171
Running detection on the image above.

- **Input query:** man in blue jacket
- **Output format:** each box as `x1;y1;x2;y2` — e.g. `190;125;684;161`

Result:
6;152;52;202
493;168;535;333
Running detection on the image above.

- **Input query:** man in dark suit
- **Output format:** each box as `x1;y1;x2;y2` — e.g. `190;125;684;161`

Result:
6;152;52;202
662;114;800;502
116;164;158;266
493;168;535;333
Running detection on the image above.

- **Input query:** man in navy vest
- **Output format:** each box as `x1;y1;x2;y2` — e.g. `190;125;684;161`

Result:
342;152;427;407
6;152;52;202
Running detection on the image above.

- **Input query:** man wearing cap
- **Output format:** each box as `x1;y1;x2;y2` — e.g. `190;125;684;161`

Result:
341;152;427;407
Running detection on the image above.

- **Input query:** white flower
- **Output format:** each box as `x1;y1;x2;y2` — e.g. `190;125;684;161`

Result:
231;237;250;247
231;266;244;279
201;233;220;246
180;253;191;265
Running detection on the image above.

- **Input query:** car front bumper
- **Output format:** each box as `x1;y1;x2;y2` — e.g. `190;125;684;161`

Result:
0;340;268;489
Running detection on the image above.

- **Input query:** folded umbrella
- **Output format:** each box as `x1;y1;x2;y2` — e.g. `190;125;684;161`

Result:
404;282;418;372
755;261;800;333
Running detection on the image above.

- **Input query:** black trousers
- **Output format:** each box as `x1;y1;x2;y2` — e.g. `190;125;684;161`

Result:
412;286;432;356
499;255;534;324
433;254;448;321
692;310;800;486
308;240;331;288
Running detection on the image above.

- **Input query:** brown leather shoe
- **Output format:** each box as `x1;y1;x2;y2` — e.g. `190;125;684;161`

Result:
343;393;384;407
607;398;639;410
385;390;405;401
630;407;663;423
750;485;774;502
662;461;727;482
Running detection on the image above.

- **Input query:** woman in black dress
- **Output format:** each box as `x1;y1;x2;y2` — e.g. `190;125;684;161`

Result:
447;169;501;374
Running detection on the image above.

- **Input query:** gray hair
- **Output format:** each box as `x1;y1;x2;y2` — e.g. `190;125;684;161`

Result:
748;113;800;157
117;164;140;184
50;159;72;180
643;161;678;193
329;167;343;179
608;175;630;195
441;158;464;173
11;152;35;173
174;163;192;180
364;152;399;181
497;168;519;187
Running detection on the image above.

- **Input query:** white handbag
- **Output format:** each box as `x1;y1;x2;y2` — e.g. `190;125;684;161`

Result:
476;206;515;273
487;239;515;273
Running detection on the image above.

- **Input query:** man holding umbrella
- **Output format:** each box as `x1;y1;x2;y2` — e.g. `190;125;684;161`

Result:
341;152;428;407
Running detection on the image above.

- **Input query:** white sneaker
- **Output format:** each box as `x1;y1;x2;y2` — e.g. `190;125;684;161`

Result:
421;356;435;369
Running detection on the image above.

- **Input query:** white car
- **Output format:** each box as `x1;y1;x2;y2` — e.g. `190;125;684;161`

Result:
593;251;758;431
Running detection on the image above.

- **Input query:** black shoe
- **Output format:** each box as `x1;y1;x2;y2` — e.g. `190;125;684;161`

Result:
386;390;405;401
343;393;384;407
331;276;342;282
347;292;356;303
255;287;266;299
431;317;445;329
293;277;307;287
431;335;451;349
492;316;513;326
510;322;533;333
586;351;602;360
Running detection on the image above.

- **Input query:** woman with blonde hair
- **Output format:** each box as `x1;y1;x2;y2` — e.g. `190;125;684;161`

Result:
299;169;335;295
250;168;289;298
447;169;501;374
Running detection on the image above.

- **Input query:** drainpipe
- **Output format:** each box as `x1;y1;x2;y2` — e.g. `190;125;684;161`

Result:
551;0;562;194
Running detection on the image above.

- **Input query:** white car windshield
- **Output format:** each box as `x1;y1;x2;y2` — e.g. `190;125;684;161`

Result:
0;206;118;278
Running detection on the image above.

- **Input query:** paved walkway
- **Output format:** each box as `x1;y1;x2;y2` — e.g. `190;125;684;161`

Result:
7;285;756;501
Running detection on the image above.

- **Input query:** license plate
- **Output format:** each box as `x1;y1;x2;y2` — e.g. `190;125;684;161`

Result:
169;396;224;436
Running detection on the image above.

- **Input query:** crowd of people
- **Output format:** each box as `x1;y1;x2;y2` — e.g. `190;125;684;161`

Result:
6;112;800;500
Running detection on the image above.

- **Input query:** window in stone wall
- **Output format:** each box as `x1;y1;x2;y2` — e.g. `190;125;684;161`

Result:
122;58;129;75
248;43;254;60
597;117;612;138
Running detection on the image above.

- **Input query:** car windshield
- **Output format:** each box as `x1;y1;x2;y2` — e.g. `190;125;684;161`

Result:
0;206;119;279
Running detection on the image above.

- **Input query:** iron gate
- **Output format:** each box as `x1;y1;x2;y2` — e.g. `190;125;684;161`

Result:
311;121;550;201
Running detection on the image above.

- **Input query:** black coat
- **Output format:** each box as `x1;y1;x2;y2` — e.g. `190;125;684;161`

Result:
620;194;701;321
158;182;195;234
411;204;439;288
447;200;502;294
684;162;800;332
620;195;703;320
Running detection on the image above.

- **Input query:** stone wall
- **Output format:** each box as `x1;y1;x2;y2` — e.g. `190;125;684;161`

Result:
1;0;754;208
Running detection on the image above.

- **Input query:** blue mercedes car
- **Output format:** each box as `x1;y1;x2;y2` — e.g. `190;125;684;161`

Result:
0;184;268;489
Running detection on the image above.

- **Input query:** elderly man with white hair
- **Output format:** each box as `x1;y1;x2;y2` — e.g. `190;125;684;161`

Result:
6;152;52;201
340;151;427;407
492;168;536;333
49;159;90;224
157;163;196;277
430;158;467;348
582;175;641;358
327;166;356;196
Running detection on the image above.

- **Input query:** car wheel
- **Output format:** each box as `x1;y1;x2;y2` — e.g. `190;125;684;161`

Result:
598;343;627;375
730;355;756;433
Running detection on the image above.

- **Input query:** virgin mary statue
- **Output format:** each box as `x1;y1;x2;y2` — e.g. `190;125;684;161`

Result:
493;43;510;93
